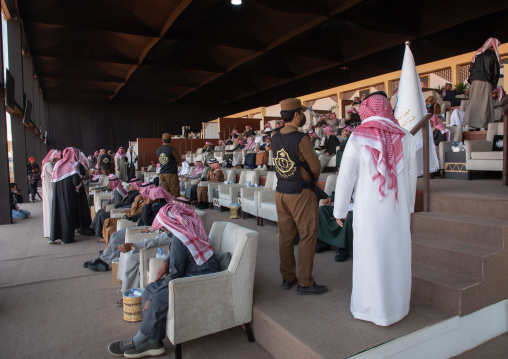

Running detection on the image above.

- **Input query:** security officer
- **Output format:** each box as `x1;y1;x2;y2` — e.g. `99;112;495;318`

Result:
156;133;181;198
271;98;327;295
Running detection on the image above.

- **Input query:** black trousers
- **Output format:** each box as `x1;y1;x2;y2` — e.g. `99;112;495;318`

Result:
29;181;41;201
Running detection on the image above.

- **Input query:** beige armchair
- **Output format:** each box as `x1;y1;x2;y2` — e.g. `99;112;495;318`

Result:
166;221;259;359
198;168;236;204
465;123;504;179
218;170;260;209
240;172;276;219
438;126;463;176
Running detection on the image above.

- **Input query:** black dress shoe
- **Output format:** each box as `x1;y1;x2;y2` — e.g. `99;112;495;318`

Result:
88;259;109;271
315;240;331;253
296;283;328;295
281;277;298;290
294;235;301;245
334;248;350;262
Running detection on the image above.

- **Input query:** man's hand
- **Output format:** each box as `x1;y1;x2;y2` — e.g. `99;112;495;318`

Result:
322;197;332;206
143;300;150;312
140;228;150;233
336;218;346;228
155;261;169;282
117;243;134;253
121;209;129;213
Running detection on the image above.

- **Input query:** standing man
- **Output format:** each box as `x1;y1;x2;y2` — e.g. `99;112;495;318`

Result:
156;133;181;198
271;98;327;295
333;92;417;326
27;157;42;202
99;149;112;175
126;146;137;181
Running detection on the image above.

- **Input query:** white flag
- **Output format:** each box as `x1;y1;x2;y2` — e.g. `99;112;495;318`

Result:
394;42;439;176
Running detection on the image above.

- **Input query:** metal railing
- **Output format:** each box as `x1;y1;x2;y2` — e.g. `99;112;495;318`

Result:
410;113;432;212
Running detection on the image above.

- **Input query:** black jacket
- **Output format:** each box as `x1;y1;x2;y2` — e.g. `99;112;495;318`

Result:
468;50;500;88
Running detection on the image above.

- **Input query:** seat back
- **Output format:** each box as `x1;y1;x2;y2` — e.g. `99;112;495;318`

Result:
264;171;276;188
225;145;235;151
238;170;248;184
244;170;260;185
487;123;503;142
225;169;236;183
324;175;337;196
447;126;462;142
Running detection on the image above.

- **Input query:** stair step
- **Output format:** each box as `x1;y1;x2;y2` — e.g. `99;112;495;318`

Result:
412;263;480;315
429;192;508;220
411;212;507;249
412;234;499;280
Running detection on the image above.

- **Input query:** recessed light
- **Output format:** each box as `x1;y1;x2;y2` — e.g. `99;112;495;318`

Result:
231;0;242;5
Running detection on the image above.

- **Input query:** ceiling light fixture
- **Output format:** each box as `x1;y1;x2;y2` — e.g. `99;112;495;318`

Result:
231;0;242;5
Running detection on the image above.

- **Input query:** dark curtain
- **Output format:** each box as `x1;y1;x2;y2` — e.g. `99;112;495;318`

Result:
46;101;219;155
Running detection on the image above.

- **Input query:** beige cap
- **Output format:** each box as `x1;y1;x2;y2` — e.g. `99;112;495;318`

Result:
280;98;306;111
162;133;171;140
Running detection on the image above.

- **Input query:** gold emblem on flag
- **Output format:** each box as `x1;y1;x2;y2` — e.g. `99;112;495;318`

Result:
103;158;109;163
159;153;169;165
274;149;295;178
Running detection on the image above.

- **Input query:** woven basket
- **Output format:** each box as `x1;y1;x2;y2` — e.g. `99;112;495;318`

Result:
230;204;240;219
123;289;144;322
111;258;122;285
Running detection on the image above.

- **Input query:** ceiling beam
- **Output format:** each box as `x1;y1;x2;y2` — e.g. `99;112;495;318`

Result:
39;73;125;83
165;33;265;52
22;18;158;37
32;52;138;65
109;0;194;101
143;61;224;73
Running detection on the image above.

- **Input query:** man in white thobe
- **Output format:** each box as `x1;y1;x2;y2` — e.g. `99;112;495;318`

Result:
42;150;61;238
334;92;417;326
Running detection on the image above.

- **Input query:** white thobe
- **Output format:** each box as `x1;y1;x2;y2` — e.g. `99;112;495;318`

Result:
42;162;56;238
115;156;126;181
118;233;170;292
126;150;138;170
333;127;417;326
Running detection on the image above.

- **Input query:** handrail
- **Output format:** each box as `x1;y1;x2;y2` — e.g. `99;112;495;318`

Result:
503;109;508;186
410;113;432;212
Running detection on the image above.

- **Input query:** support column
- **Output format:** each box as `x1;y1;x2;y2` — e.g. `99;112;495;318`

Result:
11;115;29;200
451;64;460;85
0;102;13;224
337;93;345;119
385;80;393;98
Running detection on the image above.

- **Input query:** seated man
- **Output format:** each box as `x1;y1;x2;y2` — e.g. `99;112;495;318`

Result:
195;158;224;209
83;185;170;272
316;126;340;171
243;136;258;169
115;198;193;305
336;125;354;172
440;82;463;108
10;183;30;220
255;136;271;170
316;194;354;262
179;160;204;193
108;201;220;358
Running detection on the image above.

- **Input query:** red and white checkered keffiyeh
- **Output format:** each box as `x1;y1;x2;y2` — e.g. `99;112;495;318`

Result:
148;187;174;203
115;147;125;159
352;94;406;202
472;37;501;63
323;126;335;136
245;136;256;150
140;183;155;198
108;174;128;199
494;86;506;101
347;107;359;115
51;147;81;183
41;149;61;179
152;202;213;266
430;115;450;141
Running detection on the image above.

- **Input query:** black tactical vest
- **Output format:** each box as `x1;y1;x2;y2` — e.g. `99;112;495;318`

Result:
271;131;314;194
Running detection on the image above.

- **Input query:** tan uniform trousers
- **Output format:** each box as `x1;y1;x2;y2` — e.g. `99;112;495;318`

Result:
275;188;318;287
159;173;179;198
197;187;208;203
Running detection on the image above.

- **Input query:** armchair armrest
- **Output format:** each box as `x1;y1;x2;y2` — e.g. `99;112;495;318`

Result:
110;208;125;219
240;186;263;199
148;257;166;284
139;246;160;288
207;182;222;192
198;180;208;187
257;189;276;206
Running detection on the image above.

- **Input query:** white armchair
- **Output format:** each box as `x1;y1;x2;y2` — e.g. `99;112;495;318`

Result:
256;175;279;226
165;221;259;359
117;219;137;232
465;123;504;179
218;171;260;209
94;192;111;213
110;208;126;219
198;169;236;204
319;175;337;206
193;148;204;163
240;172;276;221
438;126;463;175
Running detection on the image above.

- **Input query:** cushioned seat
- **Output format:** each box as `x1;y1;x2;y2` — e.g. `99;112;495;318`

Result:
260;202;276;210
239;172;277;220
471;151;503;160
218;170;259;208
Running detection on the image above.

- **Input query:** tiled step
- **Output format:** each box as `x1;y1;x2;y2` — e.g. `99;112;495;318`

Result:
412;234;499;280
429;192;508;220
411;212;507;250
412;263;481;315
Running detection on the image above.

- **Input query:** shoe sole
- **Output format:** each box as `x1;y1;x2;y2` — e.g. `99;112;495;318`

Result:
296;289;328;295
124;347;166;358
108;343;127;357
